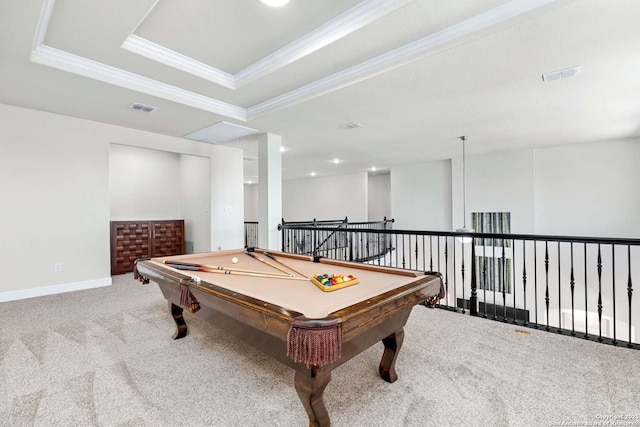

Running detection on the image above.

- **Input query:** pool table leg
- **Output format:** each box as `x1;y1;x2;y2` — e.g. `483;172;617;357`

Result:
294;367;332;427
379;328;404;383
170;302;188;340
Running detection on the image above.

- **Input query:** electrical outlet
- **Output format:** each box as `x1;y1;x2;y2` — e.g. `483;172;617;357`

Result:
54;263;62;272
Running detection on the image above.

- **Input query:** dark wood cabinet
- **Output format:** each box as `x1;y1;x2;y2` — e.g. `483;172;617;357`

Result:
110;220;184;275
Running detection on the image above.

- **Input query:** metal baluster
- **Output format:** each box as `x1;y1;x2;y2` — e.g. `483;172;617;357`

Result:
483;237;488;319
597;244;603;343
395;234;398;268
534;241;538;328
444;238;449;309
584;243;589;339
612;245;617;345
512;238;517;324
545;241;550;331
402;235;406;269
437;237;441;274
522;240;527;326
502;238;507;322
429;236;433;272
493;242;497;320
453;237;457;312
558;241;562;334
422;235;426;272
461;239;466;315
627;245;634;348
570;242;575;336
471;239;477;316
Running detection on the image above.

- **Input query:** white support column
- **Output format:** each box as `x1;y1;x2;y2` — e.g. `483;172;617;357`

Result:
258;133;282;250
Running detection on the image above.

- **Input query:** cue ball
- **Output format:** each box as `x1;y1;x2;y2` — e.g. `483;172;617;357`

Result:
231;257;239;264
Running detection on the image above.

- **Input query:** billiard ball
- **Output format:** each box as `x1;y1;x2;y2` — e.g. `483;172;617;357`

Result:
231;257;239;264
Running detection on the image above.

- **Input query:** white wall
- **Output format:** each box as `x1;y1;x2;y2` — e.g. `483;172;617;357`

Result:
109;144;181;220
1;105;110;296
179;154;211;254
210;151;244;250
0;103;243;300
367;173;391;221
534;138;640;238
244;184;259;222
282;172;368;222
452;148;535;234
391;160;451;230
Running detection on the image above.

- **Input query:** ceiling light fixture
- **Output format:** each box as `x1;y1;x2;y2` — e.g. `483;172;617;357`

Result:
456;136;474;243
310;172;316;177
280;146;287;153
260;0;290;7
333;158;341;164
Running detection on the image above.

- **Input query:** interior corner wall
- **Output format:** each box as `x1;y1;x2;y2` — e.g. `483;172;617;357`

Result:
179;154;211;254
534;138;640;238
282;172;368;222
390;160;452;230
109;144;181;220
452;148;535;234
367;173;391;221
210;151;244;250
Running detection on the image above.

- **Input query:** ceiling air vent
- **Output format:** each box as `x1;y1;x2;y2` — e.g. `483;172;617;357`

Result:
340;122;362;129
542;66;580;82
129;102;157;113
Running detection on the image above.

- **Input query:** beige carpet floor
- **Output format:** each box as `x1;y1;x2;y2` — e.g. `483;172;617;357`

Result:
1;273;638;426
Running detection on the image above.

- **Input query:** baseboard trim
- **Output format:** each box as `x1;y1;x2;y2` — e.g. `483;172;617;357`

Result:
0;277;112;303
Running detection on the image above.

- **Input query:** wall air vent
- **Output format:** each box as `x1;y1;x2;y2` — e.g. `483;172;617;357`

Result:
542;66;580;82
129;102;157;113
340;122;362;129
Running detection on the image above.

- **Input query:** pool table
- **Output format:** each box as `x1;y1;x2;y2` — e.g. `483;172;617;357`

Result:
134;248;443;427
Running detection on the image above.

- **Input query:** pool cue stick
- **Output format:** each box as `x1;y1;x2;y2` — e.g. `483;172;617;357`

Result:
245;251;295;277
263;252;310;279
164;260;290;277
169;264;309;281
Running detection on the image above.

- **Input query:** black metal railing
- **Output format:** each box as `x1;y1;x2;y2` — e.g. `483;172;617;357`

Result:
244;222;259;248
277;224;640;350
279;217;394;261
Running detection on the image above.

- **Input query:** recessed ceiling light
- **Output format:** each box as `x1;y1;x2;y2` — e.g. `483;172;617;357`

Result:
332;158;341;164
371;167;377;172
260;0;290;7
310;172;316;177
280;146;287;153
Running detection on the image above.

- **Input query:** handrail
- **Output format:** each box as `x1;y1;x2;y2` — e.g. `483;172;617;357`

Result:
279;225;640;246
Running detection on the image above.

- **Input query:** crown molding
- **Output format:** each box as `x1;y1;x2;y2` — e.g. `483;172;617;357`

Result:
247;0;557;119
122;0;415;90
30;45;247;121
234;0;416;88
31;0;557;123
32;0;57;49
121;34;237;90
